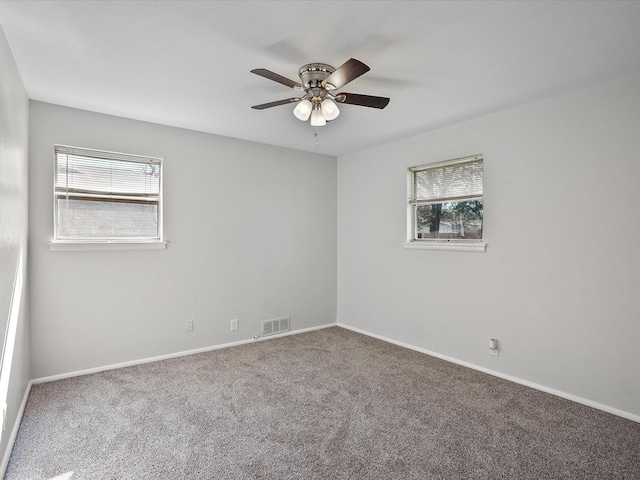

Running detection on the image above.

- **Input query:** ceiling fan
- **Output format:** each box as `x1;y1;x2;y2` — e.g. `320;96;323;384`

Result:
250;58;390;126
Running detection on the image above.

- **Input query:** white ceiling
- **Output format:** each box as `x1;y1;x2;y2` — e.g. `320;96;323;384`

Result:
1;1;640;157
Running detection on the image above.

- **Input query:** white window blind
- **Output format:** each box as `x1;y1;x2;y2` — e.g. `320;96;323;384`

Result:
54;145;162;241
410;155;483;205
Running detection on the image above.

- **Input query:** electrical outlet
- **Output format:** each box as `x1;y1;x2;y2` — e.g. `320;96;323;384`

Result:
230;319;238;331
489;338;499;356
185;320;194;332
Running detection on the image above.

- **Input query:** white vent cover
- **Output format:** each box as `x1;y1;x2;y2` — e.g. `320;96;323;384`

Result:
261;316;290;336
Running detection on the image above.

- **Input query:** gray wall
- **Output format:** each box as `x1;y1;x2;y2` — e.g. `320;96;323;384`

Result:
337;73;640;418
29;102;337;378
0;24;30;466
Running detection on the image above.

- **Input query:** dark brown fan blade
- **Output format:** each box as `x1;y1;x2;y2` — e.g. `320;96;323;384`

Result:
251;68;302;89
335;93;390;109
251;98;300;110
322;58;370;91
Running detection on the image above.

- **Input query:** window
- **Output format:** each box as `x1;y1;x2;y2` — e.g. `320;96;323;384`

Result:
407;154;484;251
54;145;163;243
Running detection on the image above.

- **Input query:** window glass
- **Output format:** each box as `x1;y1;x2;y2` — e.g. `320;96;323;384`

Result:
409;155;483;243
54;145;162;241
415;200;483;240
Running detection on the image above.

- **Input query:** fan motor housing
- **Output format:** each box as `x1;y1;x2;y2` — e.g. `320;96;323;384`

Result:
298;63;335;89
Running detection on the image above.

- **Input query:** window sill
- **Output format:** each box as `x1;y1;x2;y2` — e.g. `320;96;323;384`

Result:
49;240;167;252
403;241;486;252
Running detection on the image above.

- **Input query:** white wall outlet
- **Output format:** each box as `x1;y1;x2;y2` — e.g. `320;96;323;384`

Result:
489;338;499;356
230;319;238;331
185;320;194;332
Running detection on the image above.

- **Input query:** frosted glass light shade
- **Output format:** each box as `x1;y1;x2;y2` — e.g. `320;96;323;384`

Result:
293;99;313;121
310;108;326;126
321;99;340;121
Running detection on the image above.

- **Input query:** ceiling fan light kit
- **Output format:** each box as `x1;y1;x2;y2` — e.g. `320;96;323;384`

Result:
321;98;340;121
293;99;312;121
310;105;326;127
251;58;390;127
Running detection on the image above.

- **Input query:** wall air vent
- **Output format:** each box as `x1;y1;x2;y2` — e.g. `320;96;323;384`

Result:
261;316;290;337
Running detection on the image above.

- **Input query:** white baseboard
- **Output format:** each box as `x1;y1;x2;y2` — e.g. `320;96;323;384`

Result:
8;324;337;476
0;380;32;478
32;323;337;385
20;317;637;478
337;322;640;424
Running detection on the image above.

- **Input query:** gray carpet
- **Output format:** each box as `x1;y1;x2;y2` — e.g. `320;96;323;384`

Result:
5;327;640;479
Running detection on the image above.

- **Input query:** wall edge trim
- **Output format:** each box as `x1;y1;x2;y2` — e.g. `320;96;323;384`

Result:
337;322;640;424
0;379;32;478
32;323;338;384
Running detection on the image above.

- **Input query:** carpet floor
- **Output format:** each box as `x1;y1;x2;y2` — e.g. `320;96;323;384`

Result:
5;327;640;479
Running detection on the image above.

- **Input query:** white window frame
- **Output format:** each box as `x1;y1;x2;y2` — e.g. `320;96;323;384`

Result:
404;154;486;252
50;145;166;251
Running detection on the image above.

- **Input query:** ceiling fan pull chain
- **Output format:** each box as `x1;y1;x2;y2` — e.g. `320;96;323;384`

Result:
314;128;319;147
